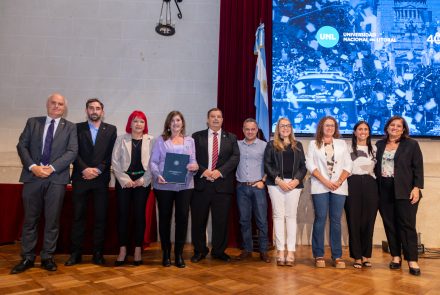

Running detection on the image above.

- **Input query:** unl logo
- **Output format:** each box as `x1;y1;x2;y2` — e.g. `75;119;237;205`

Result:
316;26;339;48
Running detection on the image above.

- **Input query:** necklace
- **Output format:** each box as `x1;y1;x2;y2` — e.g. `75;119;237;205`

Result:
132;139;142;149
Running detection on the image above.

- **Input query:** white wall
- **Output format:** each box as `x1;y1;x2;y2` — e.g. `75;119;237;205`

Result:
0;0;220;158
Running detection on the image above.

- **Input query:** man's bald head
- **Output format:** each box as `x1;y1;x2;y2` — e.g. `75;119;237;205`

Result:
46;93;66;119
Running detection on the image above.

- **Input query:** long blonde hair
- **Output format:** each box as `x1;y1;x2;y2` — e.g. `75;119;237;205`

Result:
273;117;297;151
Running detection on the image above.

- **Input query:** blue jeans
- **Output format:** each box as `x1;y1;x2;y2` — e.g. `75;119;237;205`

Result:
312;192;346;259
236;184;269;252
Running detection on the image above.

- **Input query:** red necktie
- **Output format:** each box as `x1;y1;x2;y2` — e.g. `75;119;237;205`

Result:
211;132;218;170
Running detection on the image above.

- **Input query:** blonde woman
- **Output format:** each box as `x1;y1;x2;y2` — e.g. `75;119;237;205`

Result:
264;117;306;266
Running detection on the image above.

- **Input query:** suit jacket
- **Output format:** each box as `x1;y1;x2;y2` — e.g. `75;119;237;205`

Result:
375;137;424;199
111;133;154;188
192;129;240;194
71;121;117;185
17;116;78;184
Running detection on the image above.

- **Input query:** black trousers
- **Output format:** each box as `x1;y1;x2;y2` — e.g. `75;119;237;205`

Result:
70;181;108;255
115;181;150;247
154;189;193;254
21;180;65;260
378;177;419;261
345;175;379;259
191;182;232;256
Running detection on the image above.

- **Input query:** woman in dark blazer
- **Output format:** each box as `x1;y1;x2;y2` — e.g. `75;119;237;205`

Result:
375;115;424;276
264;117;307;266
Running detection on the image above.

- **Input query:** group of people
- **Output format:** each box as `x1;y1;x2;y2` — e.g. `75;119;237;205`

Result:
274;116;423;275
11;93;424;277
264;115;423;276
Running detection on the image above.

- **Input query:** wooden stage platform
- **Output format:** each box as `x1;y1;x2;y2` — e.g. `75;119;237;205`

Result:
1;243;439;294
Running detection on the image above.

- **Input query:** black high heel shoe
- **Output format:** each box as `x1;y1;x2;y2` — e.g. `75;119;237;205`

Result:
409;267;421;276
389;261;401;270
114;256;127;266
408;261;421;276
133;260;143;266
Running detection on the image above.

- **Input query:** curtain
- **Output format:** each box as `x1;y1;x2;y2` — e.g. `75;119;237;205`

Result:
217;0;272;139
217;0;273;247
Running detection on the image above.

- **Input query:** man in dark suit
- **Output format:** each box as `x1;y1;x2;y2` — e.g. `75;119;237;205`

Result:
65;98;117;266
191;108;240;262
11;93;78;274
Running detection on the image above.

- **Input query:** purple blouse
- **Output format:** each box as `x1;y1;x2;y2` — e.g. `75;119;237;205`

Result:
149;135;197;191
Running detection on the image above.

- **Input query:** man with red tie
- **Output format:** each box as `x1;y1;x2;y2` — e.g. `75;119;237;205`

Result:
191;108;240;262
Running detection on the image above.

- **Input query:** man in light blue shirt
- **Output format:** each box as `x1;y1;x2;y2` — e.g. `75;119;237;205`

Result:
235;118;270;263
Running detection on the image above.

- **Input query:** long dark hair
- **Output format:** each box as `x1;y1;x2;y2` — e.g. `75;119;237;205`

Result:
351;121;374;158
384;115;410;142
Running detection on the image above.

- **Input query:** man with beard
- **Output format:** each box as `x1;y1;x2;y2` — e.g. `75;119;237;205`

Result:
65;98;117;266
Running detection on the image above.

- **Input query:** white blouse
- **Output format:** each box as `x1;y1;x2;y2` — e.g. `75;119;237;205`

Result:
348;144;376;178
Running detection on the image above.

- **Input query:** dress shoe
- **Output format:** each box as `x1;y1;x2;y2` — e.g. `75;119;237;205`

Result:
175;254;186;268
190;253;207;263
389;261;402;270
212;253;231;262
409;267;421;276
114;256;127;266
41;258;57;271
260;252;271;263
10;259;34;274
64;254;82;266
133;260;143;266
162;250;171;267
236;250;252;261
92;252;106;265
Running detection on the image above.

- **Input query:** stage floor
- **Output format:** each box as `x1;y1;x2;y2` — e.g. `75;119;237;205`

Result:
1;243;439;294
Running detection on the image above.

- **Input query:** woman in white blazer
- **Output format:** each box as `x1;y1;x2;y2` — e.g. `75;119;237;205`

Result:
112;110;154;266
306;116;351;269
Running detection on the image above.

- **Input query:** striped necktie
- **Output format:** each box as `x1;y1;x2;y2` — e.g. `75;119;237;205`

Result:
211;132;218;170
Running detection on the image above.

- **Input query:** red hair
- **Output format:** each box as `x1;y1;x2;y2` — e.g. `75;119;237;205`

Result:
125;110;148;134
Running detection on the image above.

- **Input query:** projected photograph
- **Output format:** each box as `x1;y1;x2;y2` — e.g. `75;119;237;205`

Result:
272;0;440;136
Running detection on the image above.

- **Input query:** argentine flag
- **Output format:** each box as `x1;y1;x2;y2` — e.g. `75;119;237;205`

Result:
254;23;269;141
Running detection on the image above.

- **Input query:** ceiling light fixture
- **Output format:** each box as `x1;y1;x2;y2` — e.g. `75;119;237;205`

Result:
155;0;183;36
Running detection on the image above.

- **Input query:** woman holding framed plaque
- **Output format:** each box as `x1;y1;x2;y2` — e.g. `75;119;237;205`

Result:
150;110;199;268
112;110;153;266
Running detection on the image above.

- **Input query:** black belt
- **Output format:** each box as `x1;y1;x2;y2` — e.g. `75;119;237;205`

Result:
238;180;261;186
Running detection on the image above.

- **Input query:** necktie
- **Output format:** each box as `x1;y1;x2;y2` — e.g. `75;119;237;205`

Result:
41;119;55;165
211;132;218;170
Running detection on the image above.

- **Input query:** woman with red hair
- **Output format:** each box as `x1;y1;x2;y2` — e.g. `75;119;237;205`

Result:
112;110;154;266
